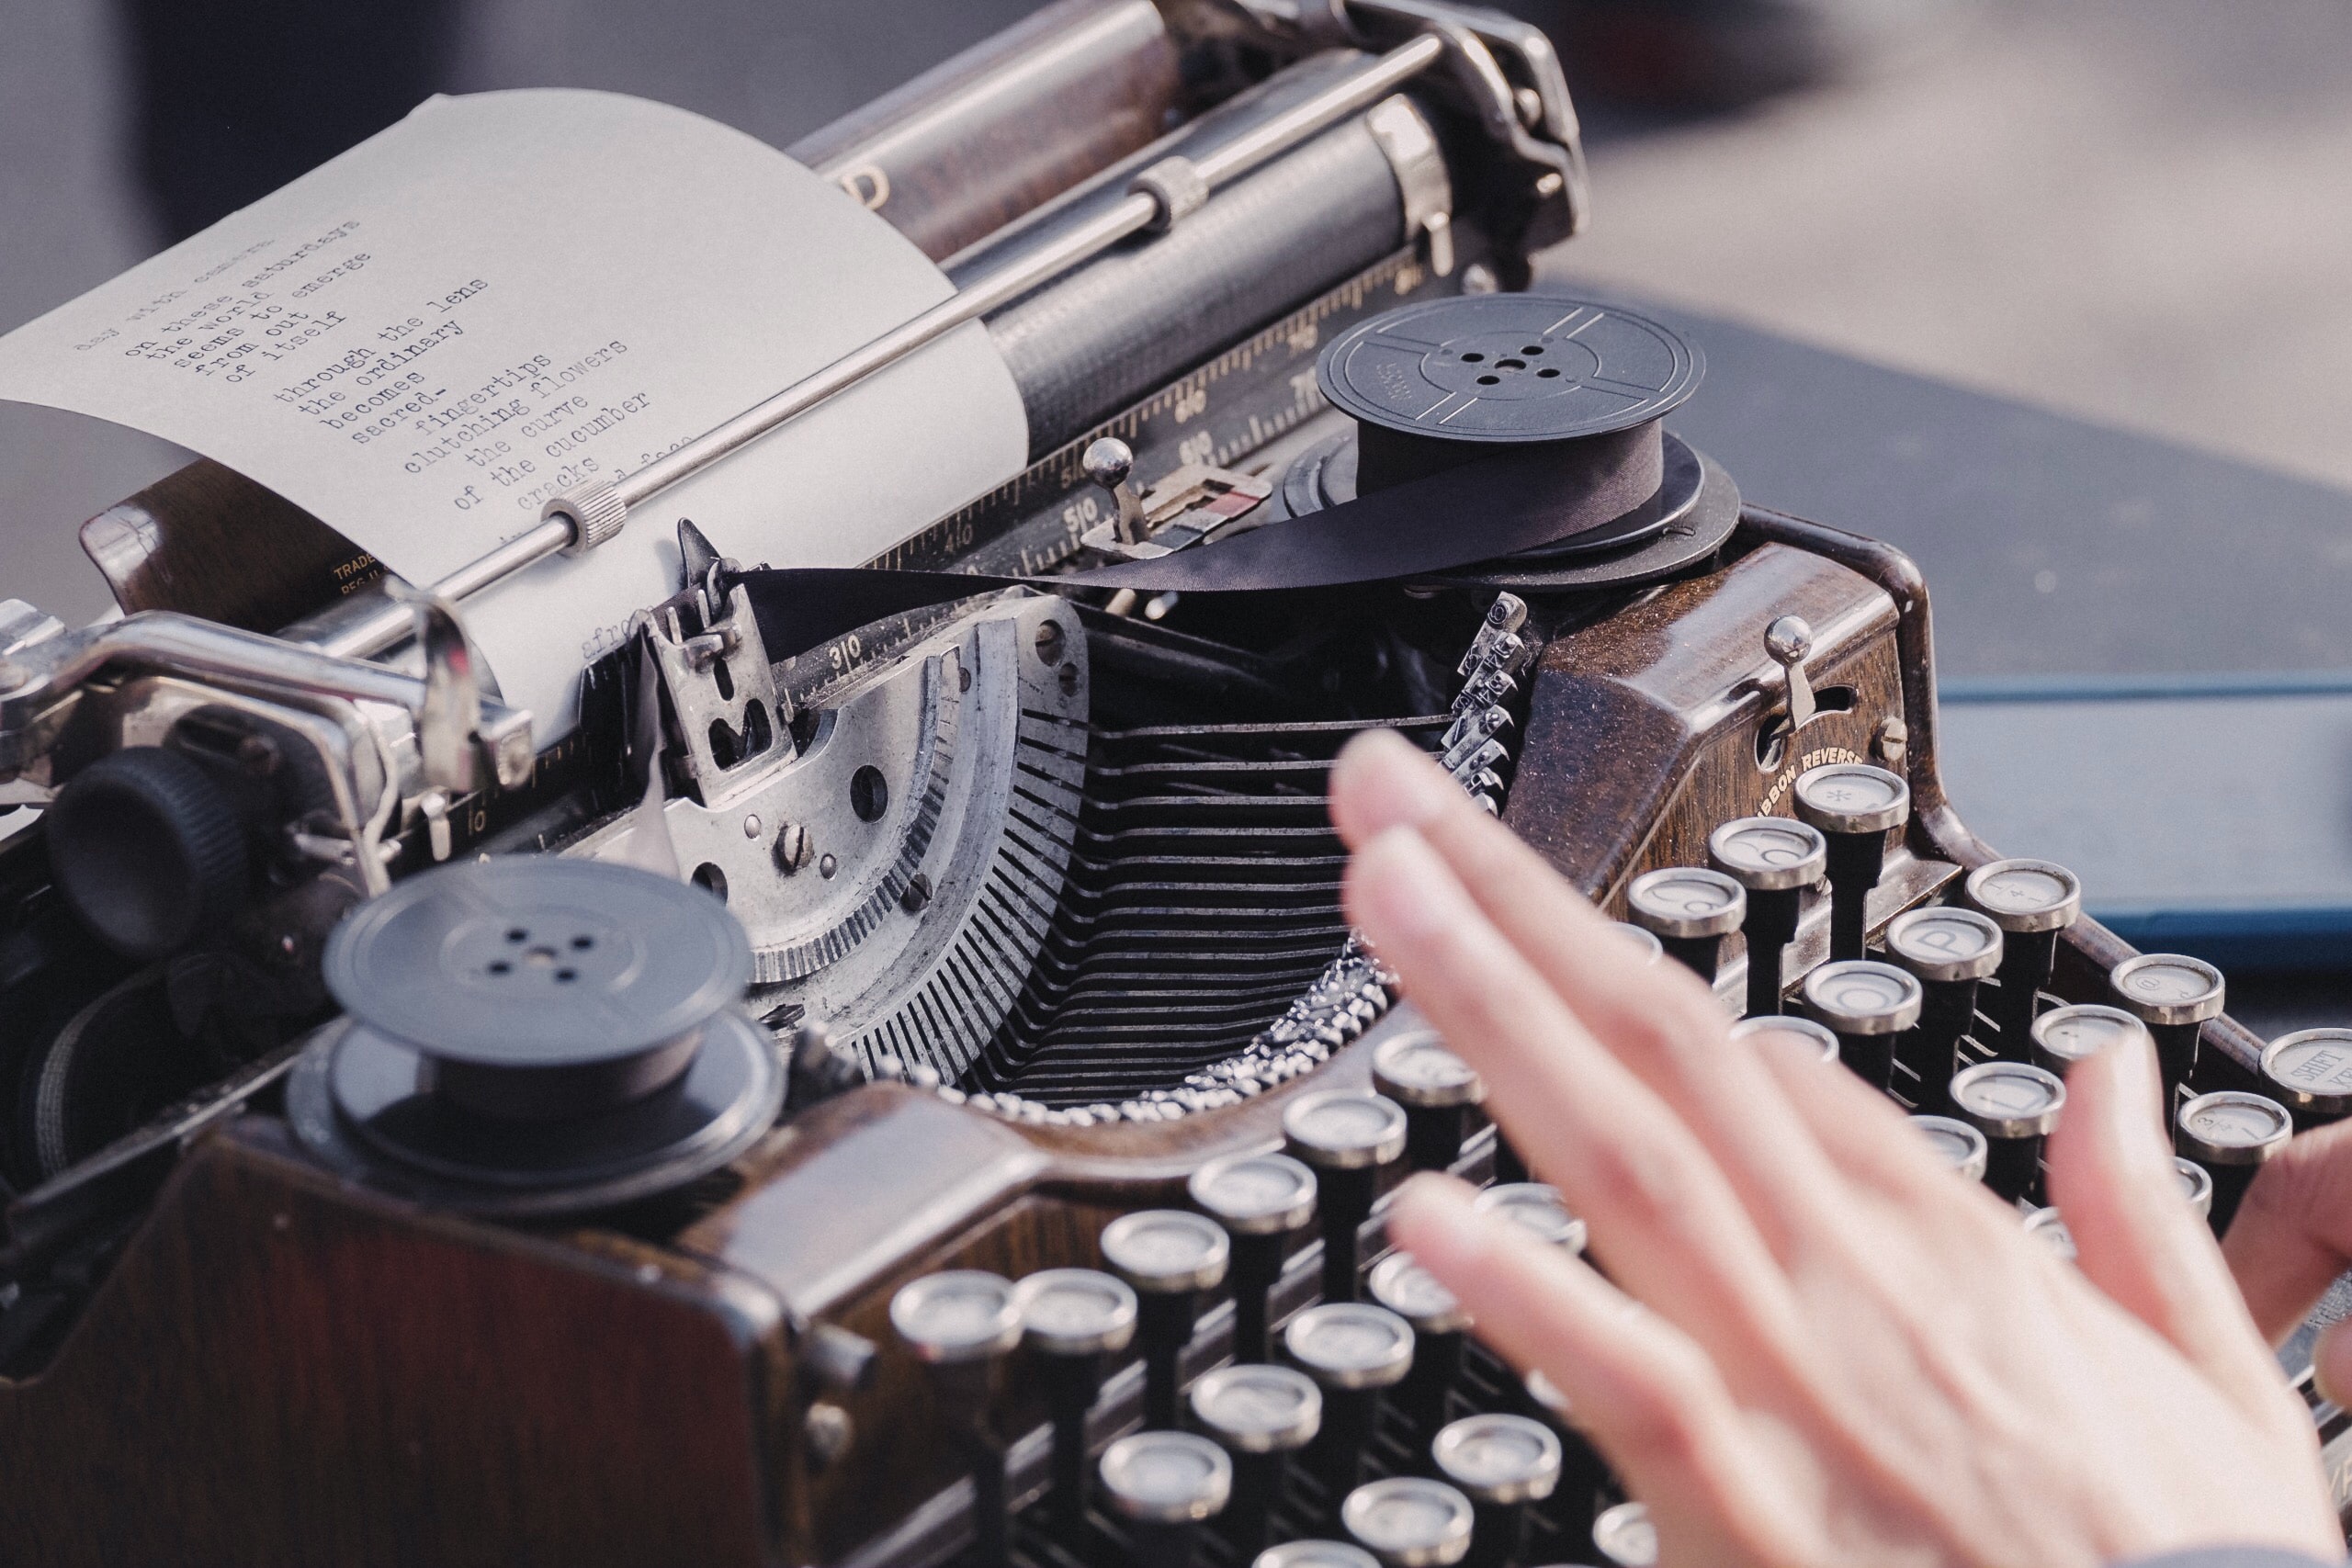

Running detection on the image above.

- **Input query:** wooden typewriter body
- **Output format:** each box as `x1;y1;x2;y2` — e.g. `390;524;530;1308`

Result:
0;5;2342;1565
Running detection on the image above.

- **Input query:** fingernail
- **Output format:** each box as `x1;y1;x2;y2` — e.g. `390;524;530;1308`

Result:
2102;1031;2170;1168
1348;824;1453;942
1334;728;1459;830
1388;1172;1480;1266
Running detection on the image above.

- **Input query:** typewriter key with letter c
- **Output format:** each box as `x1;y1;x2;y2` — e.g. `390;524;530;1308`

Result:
1626;866;1745;984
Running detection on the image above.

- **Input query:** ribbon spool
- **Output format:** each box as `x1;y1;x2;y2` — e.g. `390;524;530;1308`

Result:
287;857;782;1215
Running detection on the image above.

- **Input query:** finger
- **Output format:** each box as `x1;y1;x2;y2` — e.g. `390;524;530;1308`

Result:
1345;821;1805;1367
2048;1035;2293;1425
1331;729;1853;1257
2224;1117;2352;1344
2315;1317;2352;1408
1388;1176;1801;1566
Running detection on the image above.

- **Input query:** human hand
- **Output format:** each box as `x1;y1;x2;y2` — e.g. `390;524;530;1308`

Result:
1329;727;2341;1568
2226;1116;2352;1406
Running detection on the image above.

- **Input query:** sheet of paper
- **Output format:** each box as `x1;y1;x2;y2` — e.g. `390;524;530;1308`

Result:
0;89;1027;741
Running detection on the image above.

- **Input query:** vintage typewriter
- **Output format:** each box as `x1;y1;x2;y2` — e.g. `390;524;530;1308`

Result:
0;2;2346;1564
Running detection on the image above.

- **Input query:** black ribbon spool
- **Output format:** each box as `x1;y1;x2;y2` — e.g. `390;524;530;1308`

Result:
730;295;1737;666
287;857;782;1216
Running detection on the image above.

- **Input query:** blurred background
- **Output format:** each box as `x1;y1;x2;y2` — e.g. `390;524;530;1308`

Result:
4;0;2351;1017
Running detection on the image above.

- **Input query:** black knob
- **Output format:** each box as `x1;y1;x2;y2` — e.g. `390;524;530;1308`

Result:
1283;1090;1408;1303
1883;906;2003;1112
1017;1268;1139;1526
2261;1029;2352;1128
1190;1363;1321;1561
2027;1004;2148;1080
47;745;250;960
1626;867;1745;985
1799;960;1922;1093
2176;1090;2292;1235
1908;1114;1989;1181
1431;1413;1563;1568
1792;763;1910;963
1373;1031;1487;1174
1708;817;1826;1018
1100;1430;1233;1568
1963;859;2082;1057
1102;1210;1230;1430
1190;1152;1318;1364
2109;953;2226;1110
1949;1061;2066;1205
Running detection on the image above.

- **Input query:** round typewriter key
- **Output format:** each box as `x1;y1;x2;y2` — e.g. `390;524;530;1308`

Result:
2176;1090;2292;1235
1627;866;1747;984
1192;1363;1322;1560
1949;1060;2066;1205
1371;1252;1472;1439
1885;906;2004;1111
1729;1013;1839;1063
1104;1210;1231;1430
2022;1206;2076;1262
892;1270;1022;1566
2110;953;2226;1108
1964;859;2083;1058
2261;1028;2352;1127
1473;1182;1589;1256
1611;921;1666;965
1018;1268;1138;1523
1793;763;1910;963
1255;1544;1380;1568
1374;1030;1487;1175
1800;960;1922;1093
1908;1114;1989;1182
1591;1499;1658;1568
2175;1155;2215;1222
892;1270;1023;1365
1432;1414;1562;1568
1709;817;1827;1019
1192;1152;1319;1364
1284;1090;1409;1303
1341;1477;1476;1568
2029;1004;2150;1079
1286;1303;1417;1504
1102;1430;1233;1568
